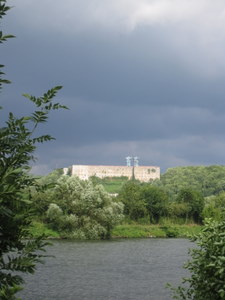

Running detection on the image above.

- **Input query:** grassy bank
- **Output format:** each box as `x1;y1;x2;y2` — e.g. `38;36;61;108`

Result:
28;221;60;238
92;176;128;193
29;221;202;239
112;224;202;238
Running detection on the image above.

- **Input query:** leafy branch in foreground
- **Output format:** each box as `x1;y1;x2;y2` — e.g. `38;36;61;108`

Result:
0;86;68;299
168;218;225;300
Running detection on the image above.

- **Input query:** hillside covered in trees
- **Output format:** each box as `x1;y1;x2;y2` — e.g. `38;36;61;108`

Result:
159;165;225;197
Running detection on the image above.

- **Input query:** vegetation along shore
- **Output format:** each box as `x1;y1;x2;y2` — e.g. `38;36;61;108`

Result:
27;165;225;240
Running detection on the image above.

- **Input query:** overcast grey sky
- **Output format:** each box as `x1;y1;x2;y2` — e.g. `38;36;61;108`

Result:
2;0;225;174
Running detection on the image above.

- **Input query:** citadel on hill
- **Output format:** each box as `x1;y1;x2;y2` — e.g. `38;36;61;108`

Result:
63;157;160;182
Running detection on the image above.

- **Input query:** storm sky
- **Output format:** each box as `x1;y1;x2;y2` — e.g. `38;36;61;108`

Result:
2;0;225;174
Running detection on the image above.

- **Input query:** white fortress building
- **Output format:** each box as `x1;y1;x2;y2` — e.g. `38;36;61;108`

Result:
63;164;160;182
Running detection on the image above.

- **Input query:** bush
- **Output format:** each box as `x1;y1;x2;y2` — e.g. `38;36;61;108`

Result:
44;176;124;239
169;218;225;299
160;226;179;238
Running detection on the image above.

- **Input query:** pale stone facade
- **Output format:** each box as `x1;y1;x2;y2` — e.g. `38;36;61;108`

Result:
63;165;160;182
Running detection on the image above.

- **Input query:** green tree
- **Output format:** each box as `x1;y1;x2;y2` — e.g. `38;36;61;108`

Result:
214;191;225;210
45;176;124;239
161;165;225;199
169;219;225;300
0;1;68;298
167;202;190;220
117;181;147;221
140;185;168;223
30;169;64;217
0;87;67;299
202;193;225;221
176;188;204;223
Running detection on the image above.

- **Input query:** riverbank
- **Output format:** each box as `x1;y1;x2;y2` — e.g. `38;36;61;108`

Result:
112;224;202;238
29;221;202;239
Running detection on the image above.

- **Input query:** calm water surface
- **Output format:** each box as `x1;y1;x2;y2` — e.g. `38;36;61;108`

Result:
19;238;191;300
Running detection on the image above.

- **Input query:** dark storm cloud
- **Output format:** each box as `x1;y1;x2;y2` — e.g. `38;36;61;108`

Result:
2;0;225;174
38;96;223;146
3;26;225;110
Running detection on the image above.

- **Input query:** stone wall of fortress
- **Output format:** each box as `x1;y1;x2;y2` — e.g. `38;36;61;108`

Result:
64;165;160;182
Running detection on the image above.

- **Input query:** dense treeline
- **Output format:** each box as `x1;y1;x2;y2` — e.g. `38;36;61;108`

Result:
29;165;225;236
157;165;225;223
117;181;204;224
159;165;225;197
90;165;225;224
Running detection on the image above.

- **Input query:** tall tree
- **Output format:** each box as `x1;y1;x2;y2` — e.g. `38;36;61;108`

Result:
117;181;147;221
176;188;204;223
140;185;168;223
44;176;124;239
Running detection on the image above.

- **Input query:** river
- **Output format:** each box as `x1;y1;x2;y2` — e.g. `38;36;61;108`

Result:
18;238;192;300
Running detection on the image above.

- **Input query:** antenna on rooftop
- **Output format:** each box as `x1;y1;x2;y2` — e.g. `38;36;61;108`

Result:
126;156;132;167
134;156;139;167
126;156;140;167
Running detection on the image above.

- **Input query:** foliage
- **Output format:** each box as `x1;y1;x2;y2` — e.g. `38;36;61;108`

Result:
215;192;225;210
39;168;64;184
169;219;225;300
112;224;166;238
28;221;60;238
160;226;179;238
176;188;204;223
0;85;67;298
0;1;68;297
140;185;169;223
117;181;147;221
202;193;225;221
160;165;225;198
117;181;170;224
30;169;64;216
167;202;191;220
214;191;225;211
41;176;124;239
116;174;207;225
